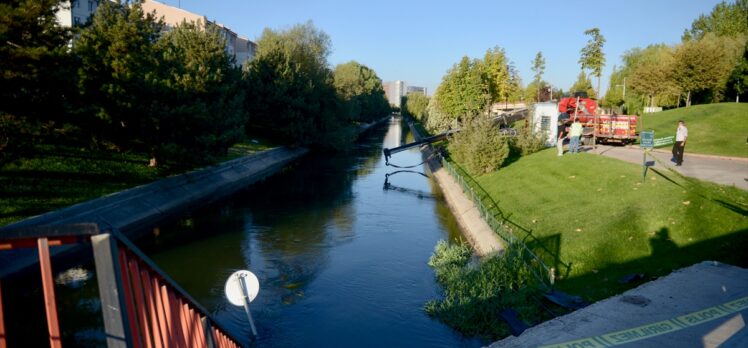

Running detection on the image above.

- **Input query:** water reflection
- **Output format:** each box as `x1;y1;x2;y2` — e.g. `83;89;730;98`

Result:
144;118;482;347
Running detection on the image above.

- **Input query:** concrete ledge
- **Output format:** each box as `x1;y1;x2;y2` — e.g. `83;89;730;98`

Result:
0;146;308;275
491;261;748;348
407;122;503;257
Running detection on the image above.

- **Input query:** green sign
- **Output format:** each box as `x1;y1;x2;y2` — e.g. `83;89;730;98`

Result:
640;131;654;149
654;136;675;147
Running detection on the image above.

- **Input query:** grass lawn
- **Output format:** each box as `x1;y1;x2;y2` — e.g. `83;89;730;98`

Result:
0;139;278;227
0;147;161;226
460;148;748;301
639;103;748;158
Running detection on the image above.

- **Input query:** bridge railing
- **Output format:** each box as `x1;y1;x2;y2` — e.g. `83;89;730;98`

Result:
0;223;243;348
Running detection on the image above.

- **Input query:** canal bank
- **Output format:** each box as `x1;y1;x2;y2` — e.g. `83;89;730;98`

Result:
406;122;503;257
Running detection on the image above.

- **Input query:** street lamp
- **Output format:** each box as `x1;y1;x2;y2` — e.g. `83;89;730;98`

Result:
615;77;626;113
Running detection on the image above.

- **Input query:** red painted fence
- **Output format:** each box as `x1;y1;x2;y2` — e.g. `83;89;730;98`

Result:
0;224;243;348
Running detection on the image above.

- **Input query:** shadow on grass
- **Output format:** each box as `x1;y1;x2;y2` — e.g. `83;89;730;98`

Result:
558;226;748;301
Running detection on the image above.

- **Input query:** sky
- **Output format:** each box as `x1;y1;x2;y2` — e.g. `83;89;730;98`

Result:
156;0;724;96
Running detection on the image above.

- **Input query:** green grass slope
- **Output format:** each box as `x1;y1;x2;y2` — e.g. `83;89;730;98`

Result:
640;103;748;158
470;149;748;300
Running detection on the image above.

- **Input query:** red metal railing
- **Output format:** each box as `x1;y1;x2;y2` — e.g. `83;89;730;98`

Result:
0;224;243;348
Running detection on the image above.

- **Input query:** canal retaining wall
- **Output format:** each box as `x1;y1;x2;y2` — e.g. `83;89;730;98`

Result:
407;122;503;257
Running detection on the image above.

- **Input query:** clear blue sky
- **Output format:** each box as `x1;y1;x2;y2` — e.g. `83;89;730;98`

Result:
158;0;723;96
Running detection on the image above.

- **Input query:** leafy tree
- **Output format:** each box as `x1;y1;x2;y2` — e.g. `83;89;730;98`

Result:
402;92;429;121
434;56;489;123
154;22;246;168
333;61;389;123
570;71;596;99
579;28;606;98
483;47;511;106
671;33;745;105
0;0;72;163
74;0;163;154
628;46;677;107
726;42;748;102
245;21;353;149
424;96;455;133
683;0;748;40
531;52;546;102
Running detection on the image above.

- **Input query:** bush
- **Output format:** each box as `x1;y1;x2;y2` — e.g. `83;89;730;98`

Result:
512;122;547;156
448;117;510;175
425;241;546;340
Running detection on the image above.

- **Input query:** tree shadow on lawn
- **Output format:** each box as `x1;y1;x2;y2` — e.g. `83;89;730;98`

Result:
556;226;748;302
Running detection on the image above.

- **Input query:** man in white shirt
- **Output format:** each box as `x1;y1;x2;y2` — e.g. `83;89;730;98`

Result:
672;120;688;166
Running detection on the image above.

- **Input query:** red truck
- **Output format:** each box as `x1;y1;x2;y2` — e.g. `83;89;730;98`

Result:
558;97;638;145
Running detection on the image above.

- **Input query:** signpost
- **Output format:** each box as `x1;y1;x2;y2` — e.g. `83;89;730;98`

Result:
225;270;260;338
640;131;654;182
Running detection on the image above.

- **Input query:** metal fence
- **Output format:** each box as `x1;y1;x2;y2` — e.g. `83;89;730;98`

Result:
440;158;557;289
0;224;243;348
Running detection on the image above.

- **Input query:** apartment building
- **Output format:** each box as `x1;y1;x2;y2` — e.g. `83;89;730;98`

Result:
55;0;100;27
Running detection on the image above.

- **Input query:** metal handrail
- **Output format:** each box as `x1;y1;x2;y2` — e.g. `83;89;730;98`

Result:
0;224;244;348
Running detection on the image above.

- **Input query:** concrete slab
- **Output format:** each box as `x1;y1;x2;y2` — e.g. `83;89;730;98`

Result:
490;261;748;348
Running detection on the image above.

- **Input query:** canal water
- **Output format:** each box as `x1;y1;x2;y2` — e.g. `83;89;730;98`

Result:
140;117;483;347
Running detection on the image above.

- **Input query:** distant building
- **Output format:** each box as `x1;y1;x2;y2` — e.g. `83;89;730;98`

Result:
141;0;256;67
56;0;100;27
406;86;427;96
382;80;405;108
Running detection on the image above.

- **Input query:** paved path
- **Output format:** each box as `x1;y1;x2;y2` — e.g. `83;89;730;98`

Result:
585;145;748;191
491;261;748;348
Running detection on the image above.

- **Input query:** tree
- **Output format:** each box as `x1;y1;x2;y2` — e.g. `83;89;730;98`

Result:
628;46;677;107
483;47;510;107
433;56;489;123
726;42;748;102
671;33;744;106
245;21;353;149
531;52;546;102
683;0;748;40
579;28;606;98
333;61;389;123
570;71;596;99
402;92;429;121
153;22;246;167
74;0;163;154
0;0;72;163
448;117;510;175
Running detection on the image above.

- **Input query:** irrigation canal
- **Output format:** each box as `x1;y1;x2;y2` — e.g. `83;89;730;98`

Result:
5;117;484;347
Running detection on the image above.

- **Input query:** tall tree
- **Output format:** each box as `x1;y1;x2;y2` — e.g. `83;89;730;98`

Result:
726;42;748;102
154;22;246;167
0;0;72;162
74;0;163;153
483;47;510;107
531;52;546;102
683;0;748;40
433;56;489;123
245;21;352;149
671;33;744;106
333;61;389;123
628;47;676;108
579;28;606;99
570;71;596;99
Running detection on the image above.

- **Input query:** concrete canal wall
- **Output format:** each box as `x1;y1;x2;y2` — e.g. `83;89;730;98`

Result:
406;122;503;257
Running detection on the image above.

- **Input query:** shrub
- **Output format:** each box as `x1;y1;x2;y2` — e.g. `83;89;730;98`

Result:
425;241;546;340
448;117;510;175
512;122;547;156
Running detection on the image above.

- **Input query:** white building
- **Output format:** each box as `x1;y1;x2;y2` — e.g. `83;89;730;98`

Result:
531;102;561;146
382;80;405;108
142;0;256;67
55;0;100;27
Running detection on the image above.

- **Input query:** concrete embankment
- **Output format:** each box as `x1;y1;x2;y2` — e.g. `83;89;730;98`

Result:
0;147;308;275
407;122;503;257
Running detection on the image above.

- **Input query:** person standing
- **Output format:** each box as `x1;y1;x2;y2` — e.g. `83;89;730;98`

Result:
569;119;583;153
557;119;568;156
672;120;688;166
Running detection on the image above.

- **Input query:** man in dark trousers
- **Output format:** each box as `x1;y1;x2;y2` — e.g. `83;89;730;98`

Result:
672;120;688;166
